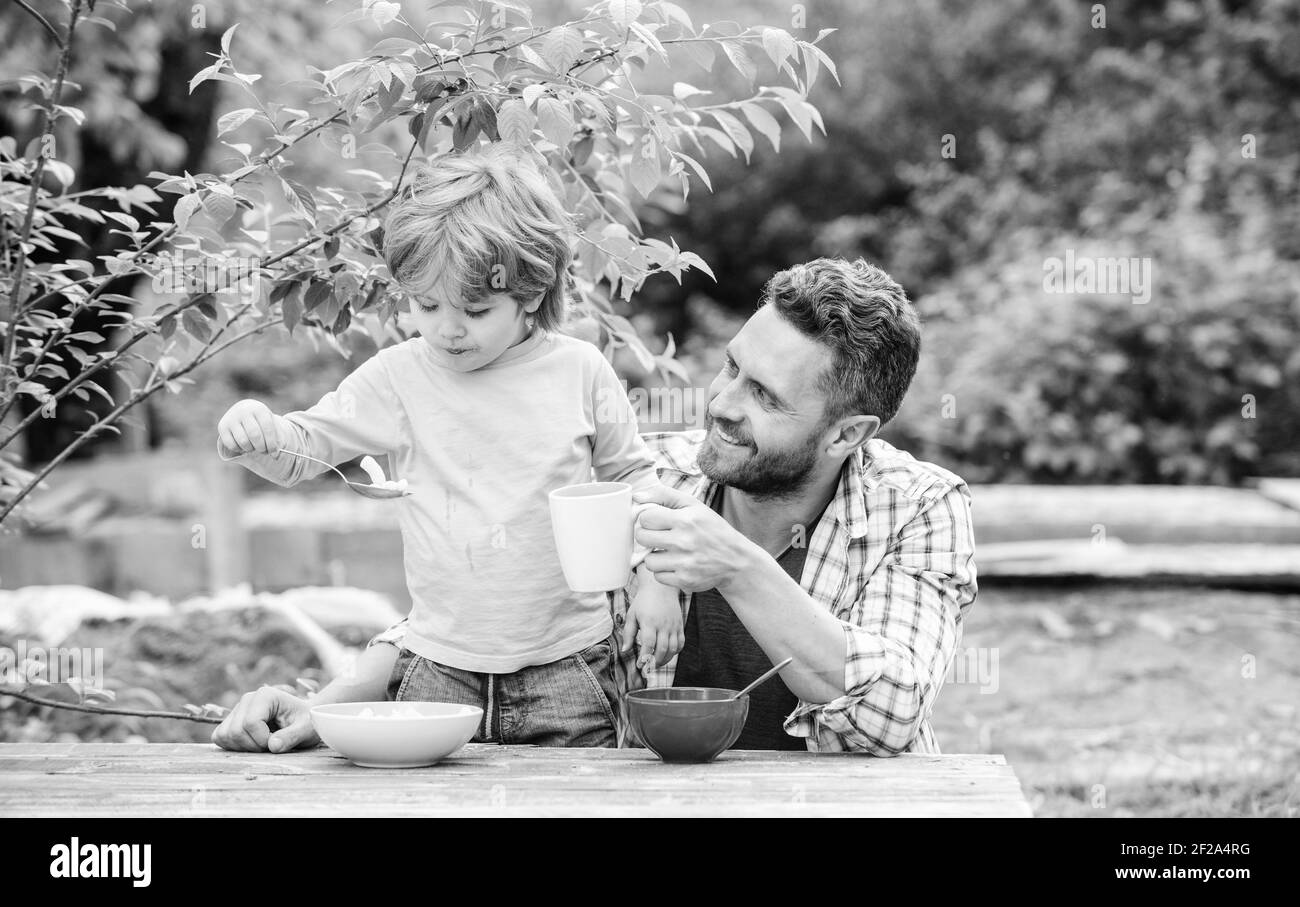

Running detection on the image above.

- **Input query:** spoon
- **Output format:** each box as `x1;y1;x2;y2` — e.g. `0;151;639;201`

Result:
275;448;412;499
731;656;794;700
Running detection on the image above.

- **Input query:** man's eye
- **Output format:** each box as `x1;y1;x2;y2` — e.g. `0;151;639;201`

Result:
722;357;737;374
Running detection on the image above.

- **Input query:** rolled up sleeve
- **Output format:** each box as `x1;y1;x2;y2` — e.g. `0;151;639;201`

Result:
789;482;977;754
366;617;408;650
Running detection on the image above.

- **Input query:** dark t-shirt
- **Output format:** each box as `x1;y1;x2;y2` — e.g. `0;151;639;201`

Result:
672;490;828;750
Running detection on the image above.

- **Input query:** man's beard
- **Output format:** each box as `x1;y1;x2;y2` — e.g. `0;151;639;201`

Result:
696;413;822;500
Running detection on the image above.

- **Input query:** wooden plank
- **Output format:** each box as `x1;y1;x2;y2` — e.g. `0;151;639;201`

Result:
0;744;1032;818
1255;478;1300;515
978;542;1300;585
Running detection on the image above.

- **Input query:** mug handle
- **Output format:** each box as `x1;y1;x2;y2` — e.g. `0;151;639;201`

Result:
629;501;654;571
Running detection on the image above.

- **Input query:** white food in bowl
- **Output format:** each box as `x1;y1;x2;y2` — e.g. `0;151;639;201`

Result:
310;701;482;768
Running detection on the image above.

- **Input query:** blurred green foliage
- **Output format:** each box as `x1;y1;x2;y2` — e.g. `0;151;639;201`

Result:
641;0;1300;483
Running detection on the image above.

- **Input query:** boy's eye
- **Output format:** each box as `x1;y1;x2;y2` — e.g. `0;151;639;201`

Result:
464;309;488;318
418;302;438;313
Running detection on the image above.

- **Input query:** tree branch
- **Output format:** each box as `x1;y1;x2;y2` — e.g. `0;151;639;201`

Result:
12;0;64;49
2;0;84;395
3;688;223;724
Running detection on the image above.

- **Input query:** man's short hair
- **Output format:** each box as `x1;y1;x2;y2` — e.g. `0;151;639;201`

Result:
758;258;920;426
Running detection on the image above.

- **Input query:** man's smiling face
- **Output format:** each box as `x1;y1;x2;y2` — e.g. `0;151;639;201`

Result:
697;305;837;498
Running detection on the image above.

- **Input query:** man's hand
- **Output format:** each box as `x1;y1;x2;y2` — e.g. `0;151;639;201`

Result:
217;399;285;456
211;686;318;753
622;571;684;668
632;484;753;593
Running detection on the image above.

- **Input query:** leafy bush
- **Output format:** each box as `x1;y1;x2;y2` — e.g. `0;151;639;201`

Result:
1;0;834;525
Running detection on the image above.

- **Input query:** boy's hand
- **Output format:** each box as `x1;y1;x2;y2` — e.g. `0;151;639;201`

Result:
622;576;684;669
217;399;284;456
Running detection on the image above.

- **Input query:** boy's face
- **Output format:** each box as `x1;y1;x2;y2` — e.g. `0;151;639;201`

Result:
407;288;541;372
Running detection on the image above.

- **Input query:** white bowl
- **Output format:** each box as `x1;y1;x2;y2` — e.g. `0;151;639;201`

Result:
310;701;482;768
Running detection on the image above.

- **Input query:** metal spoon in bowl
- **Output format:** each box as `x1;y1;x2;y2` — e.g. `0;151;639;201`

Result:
275;448;412;499
731;656;794;700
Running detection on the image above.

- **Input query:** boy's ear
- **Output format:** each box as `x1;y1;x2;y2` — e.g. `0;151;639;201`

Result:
522;293;544;314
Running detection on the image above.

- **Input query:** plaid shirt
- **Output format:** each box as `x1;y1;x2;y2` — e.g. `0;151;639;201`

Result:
370;430;978;755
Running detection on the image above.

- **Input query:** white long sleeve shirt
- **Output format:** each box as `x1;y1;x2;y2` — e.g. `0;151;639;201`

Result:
221;330;658;672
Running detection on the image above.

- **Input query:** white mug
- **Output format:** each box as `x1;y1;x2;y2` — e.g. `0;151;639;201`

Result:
548;481;649;592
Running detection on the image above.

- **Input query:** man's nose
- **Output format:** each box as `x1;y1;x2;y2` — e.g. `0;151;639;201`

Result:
708;374;744;423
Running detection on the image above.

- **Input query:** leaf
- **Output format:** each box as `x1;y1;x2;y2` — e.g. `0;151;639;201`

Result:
189;63;221;93
672;151;712;191
672;82;709;101
770;89;815;141
801;41;839;87
282;179;318;223
332;304;352;334
658;2;694;32
572;131;595;165
304;280;334;313
680;40;714;71
102;211;140;231
677;250;715;281
217;107;259;136
369;36;423;57
709;109;753;162
629;22;667;61
496;98;535;145
721;42;756;84
173;193;202;231
182;308;212;343
280;282;304;334
66;331;106;344
45;160;75;187
535;97;573;148
760;28;797;70
740;101;782;152
629;135;662;198
221;23;239;55
368;1;401;27
692;125;736;157
80;380;115;406
609;0;643;28
194;293;219;319
202;193;237;226
541;25;583;72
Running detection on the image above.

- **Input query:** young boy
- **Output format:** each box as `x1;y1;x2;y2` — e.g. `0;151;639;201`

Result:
216;145;681;747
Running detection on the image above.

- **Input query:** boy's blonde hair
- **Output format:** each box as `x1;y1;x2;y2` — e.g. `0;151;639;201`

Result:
383;145;573;331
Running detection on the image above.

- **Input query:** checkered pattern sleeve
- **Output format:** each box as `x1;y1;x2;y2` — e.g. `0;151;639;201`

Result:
788;481;978;754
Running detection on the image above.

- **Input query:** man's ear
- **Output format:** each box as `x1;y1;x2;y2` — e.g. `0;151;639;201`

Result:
824;414;881;457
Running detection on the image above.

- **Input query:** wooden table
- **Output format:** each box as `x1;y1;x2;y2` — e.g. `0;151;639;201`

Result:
0;743;1033;817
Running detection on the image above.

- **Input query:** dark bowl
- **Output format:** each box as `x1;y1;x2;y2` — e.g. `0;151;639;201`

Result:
625;687;749;763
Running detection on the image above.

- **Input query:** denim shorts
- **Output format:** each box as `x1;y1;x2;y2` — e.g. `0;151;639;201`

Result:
386;636;619;747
